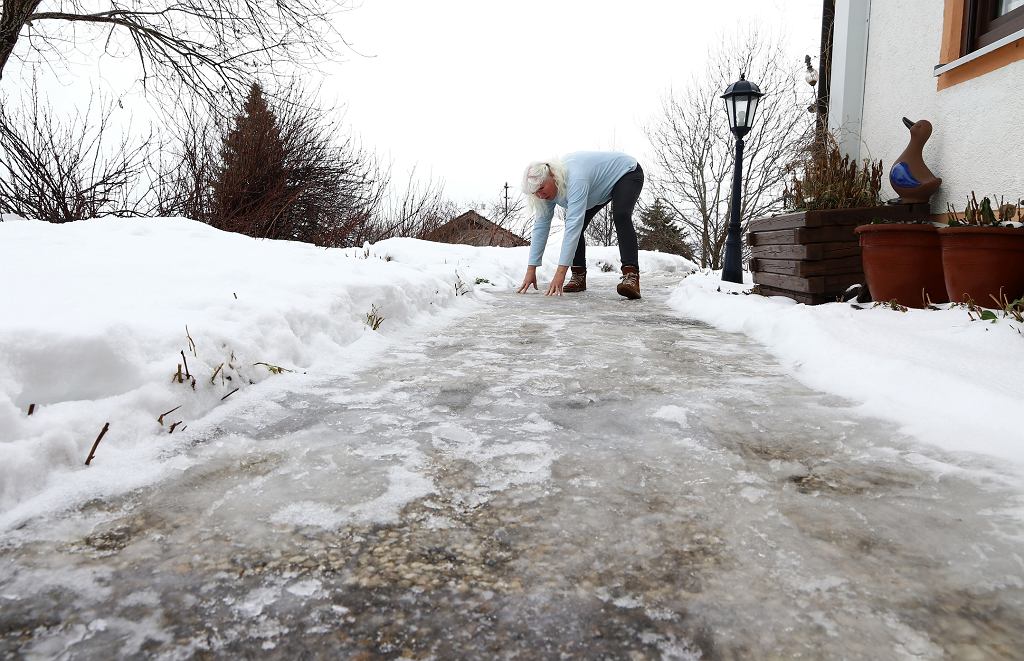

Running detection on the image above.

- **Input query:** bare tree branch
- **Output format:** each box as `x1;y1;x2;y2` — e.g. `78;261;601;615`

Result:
0;76;151;221
1;0;352;106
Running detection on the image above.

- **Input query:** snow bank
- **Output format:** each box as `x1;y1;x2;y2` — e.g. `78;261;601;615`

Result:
0;217;465;525
667;271;1024;466
0;216;693;528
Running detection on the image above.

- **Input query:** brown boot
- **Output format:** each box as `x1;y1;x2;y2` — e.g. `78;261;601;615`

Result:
563;266;587;293
617;265;641;299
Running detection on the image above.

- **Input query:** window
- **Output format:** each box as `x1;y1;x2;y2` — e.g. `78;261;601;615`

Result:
963;0;1024;53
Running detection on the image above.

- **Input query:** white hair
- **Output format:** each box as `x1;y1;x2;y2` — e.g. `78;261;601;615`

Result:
522;158;567;215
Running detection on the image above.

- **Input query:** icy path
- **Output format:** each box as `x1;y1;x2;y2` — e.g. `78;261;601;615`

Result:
3;273;1024;659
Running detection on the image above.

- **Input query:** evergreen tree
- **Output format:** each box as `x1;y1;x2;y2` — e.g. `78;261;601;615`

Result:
637;198;694;260
212;83;291;239
206;82;379;246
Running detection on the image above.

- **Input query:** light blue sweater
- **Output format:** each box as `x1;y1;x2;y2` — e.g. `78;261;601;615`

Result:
528;151;639;266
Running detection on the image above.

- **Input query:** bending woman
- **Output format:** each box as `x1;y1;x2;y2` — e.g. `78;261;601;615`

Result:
516;151;644;299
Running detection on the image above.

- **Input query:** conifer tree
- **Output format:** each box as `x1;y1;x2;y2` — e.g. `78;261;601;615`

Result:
637;198;694;260
212;83;290;238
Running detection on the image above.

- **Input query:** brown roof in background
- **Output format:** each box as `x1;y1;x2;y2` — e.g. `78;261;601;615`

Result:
421;210;528;248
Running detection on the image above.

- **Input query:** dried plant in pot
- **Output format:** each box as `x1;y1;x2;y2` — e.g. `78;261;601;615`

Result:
748;132;923;304
939;193;1024;307
784;132;884;212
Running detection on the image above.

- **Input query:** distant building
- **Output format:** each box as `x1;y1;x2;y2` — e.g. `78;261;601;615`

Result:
421;210;528;248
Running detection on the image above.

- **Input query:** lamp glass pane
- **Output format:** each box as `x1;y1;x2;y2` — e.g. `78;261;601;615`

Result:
745;95;760;127
724;96;738;129
735;102;748;128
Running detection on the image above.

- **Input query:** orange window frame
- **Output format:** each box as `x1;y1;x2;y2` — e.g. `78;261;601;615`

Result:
938;0;1024;90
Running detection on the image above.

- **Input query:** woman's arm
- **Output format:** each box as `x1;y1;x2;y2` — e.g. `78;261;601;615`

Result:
519;203;554;295
527;202;555;266
558;180;590;267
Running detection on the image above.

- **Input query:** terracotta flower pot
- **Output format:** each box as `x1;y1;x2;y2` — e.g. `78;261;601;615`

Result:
855;224;948;308
938;226;1024;307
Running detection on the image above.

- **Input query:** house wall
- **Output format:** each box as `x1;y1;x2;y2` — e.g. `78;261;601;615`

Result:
835;0;1024;215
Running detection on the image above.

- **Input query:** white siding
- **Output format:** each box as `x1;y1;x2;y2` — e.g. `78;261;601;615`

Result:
832;0;1024;213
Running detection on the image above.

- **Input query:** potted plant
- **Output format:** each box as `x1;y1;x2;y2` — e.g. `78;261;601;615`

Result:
748;133;929;304
851;116;950;308
854;219;948;308
939;193;1024;306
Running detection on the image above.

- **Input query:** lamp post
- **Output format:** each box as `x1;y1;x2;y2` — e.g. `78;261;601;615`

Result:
720;73;764;284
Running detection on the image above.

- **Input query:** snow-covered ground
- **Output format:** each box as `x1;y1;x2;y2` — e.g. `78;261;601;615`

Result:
0;216;691;528
2;215;1022;531
668;273;1024;464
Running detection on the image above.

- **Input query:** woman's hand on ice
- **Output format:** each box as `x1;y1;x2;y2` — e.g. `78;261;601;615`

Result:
545;265;569;297
516;267;538;294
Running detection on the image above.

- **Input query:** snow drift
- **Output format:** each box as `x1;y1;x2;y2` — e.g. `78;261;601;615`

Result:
0;215;693;527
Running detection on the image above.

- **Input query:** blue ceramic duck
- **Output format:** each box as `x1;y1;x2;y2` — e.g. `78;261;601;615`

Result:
890;117;941;204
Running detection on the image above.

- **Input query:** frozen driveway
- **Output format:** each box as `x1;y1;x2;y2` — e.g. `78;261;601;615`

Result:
3;272;1024;659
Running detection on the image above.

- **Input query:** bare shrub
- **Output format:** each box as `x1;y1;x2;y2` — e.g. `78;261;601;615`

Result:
274;86;384;247
584;206;616;247
483;184;531;240
147;106;217;221
154;82;384;247
362;166;459;244
0;82;150;222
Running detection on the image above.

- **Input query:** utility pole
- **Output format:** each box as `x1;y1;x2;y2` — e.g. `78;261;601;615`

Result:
503;182;510;218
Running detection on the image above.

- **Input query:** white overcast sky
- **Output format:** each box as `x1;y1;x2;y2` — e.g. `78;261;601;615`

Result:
4;0;824;207
324;0;823;204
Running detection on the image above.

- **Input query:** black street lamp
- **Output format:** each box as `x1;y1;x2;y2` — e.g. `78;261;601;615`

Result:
720;73;764;284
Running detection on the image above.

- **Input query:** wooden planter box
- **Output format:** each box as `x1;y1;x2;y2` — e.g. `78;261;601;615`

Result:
747;203;930;305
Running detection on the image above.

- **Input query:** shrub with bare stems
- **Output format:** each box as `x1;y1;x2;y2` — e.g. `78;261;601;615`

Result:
359;166;459;245
584;206;617;247
147;109;216;222
0;82;151;222
483;186;531;241
155;82;385;247
274;86;385;247
153;82;461;247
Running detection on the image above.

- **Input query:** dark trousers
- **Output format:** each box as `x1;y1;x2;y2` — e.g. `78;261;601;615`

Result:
572;163;644;268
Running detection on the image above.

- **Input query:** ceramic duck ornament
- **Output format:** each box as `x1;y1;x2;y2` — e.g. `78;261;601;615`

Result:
889;117;941;204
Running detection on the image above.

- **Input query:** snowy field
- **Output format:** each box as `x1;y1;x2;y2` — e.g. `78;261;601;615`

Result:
2;215;1023;532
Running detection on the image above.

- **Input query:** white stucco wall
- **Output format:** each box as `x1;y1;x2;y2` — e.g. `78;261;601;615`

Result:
837;0;1024;214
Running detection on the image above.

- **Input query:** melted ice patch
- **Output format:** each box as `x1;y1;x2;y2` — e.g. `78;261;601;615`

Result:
285;579;322;597
234;586;280;617
520;413;557;434
653;405;690;427
270;501;345;529
270;465;435;529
